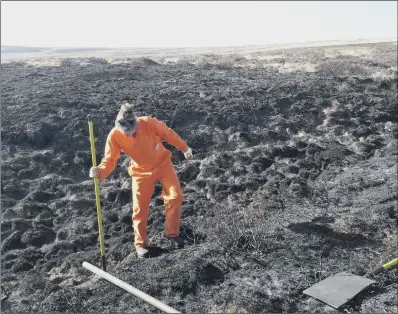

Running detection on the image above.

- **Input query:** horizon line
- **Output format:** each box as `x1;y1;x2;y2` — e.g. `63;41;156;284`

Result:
2;37;397;50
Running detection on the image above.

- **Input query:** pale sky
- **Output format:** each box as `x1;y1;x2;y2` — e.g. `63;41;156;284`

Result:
1;1;397;48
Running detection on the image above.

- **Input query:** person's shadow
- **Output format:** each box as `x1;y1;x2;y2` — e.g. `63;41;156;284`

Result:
146;246;170;258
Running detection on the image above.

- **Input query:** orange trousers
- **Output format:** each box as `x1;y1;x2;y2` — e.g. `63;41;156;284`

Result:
131;160;183;248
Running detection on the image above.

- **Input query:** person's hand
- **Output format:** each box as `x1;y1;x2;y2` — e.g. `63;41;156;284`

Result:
89;167;101;179
184;147;193;160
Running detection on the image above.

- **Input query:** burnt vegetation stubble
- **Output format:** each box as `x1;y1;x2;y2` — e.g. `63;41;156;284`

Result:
1;42;397;313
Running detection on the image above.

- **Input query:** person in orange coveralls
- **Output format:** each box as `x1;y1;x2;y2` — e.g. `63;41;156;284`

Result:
89;103;193;258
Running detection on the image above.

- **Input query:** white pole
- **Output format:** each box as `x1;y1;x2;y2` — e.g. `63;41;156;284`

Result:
82;261;181;313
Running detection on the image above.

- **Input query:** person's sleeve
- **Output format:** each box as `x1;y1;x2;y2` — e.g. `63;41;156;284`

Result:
98;131;121;180
149;117;189;152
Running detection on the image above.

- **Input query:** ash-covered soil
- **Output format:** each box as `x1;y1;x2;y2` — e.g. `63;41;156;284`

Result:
1;42;397;313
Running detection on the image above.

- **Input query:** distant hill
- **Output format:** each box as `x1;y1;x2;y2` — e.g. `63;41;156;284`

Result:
1;46;49;53
1;46;111;54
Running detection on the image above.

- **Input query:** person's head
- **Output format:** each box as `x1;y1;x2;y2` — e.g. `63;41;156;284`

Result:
115;103;137;136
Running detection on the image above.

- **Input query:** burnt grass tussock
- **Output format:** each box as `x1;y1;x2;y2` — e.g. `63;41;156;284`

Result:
1;42;397;313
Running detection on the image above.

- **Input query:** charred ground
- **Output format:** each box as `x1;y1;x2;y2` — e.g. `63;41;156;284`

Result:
1;42;397;313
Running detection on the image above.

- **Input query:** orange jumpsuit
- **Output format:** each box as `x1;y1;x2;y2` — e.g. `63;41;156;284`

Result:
97;117;189;248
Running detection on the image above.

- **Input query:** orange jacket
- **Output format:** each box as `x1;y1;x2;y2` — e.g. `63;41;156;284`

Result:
98;116;188;179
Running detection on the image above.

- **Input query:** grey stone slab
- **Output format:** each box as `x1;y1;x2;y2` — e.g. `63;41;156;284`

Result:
303;272;376;309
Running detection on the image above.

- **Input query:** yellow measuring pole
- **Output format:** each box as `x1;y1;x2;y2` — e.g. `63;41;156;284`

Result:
383;257;397;270
372;257;397;275
87;115;107;271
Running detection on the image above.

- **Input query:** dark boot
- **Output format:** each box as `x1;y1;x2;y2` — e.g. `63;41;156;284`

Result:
165;235;185;249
